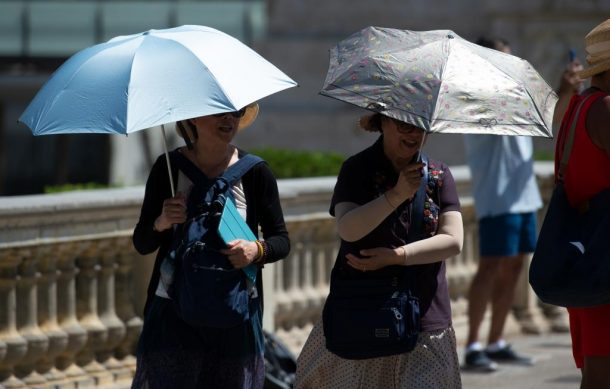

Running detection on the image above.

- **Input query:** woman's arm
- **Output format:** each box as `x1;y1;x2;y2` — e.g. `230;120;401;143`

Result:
132;156;173;255
553;62;583;130
402;210;463;265
256;164;290;263
587;95;610;158
335;162;424;242
334;198;395;242
344;211;463;271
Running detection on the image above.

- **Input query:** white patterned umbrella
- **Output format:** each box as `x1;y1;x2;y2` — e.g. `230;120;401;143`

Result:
321;27;557;137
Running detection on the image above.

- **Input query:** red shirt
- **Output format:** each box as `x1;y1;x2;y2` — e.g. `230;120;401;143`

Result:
555;92;610;207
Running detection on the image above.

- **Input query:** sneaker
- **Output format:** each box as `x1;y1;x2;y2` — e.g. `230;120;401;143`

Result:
549;317;570;333
485;344;534;366
463;350;498;372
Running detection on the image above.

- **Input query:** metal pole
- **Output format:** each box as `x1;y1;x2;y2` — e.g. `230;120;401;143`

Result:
161;124;175;197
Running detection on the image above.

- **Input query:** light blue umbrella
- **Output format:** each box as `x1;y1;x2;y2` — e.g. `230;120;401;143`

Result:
19;25;297;194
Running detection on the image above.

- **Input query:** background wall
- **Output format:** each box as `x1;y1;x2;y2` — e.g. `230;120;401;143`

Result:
1;0;608;194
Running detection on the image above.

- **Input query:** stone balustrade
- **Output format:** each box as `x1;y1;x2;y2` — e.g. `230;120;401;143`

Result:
0;164;555;388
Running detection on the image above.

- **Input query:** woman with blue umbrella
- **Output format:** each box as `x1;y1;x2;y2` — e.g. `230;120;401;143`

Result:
19;25;297;388
131;103;291;388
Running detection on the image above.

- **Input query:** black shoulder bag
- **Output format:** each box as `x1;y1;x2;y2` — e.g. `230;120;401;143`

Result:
322;156;428;359
530;93;610;307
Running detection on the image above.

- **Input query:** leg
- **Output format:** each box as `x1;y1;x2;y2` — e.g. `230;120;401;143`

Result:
464;258;502;371
466;258;501;346
581;357;610;389
487;254;525;344
483;213;534;365
512;255;542;335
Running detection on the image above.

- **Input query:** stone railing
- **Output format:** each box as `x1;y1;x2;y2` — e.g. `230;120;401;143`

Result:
0;164;555;388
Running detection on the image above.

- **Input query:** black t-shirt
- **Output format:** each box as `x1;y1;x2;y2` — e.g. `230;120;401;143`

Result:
329;136;460;331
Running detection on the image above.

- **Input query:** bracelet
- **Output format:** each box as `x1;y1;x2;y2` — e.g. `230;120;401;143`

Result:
401;246;408;266
260;240;268;263
254;240;264;261
384;192;398;209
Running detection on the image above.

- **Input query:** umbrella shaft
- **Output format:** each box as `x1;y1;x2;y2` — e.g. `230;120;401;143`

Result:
161;124;176;197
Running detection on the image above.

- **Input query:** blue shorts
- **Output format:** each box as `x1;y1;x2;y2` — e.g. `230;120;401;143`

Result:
478;212;537;257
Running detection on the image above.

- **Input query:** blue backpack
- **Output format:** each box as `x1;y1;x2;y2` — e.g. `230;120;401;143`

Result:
164;151;264;328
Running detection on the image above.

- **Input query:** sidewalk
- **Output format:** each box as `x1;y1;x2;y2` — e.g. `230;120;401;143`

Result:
460;332;579;389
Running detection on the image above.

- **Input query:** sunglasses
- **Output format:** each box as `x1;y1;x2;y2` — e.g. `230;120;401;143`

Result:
212;108;246;118
390;118;423;134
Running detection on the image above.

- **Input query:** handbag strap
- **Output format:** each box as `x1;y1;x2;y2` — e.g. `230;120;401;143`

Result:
558;93;599;180
407;153;429;244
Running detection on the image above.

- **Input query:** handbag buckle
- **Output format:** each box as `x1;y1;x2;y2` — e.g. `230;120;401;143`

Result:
391;307;403;320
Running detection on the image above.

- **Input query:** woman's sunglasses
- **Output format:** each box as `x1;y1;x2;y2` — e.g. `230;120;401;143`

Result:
212;108;246;118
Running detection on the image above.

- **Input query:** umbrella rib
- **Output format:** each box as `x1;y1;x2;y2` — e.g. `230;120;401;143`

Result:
322;83;432;123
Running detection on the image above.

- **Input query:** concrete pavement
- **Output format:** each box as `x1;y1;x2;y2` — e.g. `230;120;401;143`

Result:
460;332;579;389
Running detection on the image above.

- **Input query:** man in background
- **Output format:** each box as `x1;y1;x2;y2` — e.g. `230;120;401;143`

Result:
463;37;582;372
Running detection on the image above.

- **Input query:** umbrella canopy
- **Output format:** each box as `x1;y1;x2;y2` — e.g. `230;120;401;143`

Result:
320;27;557;137
19;25;297;135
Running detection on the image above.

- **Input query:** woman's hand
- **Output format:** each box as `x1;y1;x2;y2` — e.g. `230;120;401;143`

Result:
558;59;584;96
221;239;259;269
386;162;425;207
345;247;405;272
154;192;187;231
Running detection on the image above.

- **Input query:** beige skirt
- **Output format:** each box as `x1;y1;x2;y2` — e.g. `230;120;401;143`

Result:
295;320;461;389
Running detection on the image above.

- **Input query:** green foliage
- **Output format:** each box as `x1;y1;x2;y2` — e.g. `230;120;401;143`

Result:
250;148;345;178
44;182;114;193
533;150;554;161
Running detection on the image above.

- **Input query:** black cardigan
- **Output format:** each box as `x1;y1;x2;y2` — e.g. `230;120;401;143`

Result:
133;149;291;316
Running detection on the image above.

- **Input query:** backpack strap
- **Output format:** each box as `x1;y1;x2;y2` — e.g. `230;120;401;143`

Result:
407;153;428;244
400;153;429;291
557;92;604;181
220;154;265;185
170;150;213;187
169;151;264;187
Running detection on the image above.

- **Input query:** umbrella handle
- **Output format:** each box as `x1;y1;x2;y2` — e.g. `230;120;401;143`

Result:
412;133;427;163
161;124;176;197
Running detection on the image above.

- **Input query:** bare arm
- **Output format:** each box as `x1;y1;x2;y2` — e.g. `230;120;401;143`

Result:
335;162;424;242
402;211;463;265
553;61;583;130
586;95;610;158
345;211;463;271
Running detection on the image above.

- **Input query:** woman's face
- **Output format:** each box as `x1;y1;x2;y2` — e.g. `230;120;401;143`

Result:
381;116;425;164
190;111;242;144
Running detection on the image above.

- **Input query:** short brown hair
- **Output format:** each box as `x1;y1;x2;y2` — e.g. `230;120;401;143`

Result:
359;113;383;132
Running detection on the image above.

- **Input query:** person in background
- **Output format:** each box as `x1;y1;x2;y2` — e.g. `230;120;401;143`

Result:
554;19;610;389
463;37;581;372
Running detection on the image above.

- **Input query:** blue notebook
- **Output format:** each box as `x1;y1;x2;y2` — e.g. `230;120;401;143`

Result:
218;197;257;283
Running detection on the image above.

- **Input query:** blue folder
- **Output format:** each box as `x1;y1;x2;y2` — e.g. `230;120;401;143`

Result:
218;196;257;283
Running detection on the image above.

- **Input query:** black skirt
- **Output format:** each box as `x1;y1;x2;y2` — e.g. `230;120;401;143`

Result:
131;295;265;389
